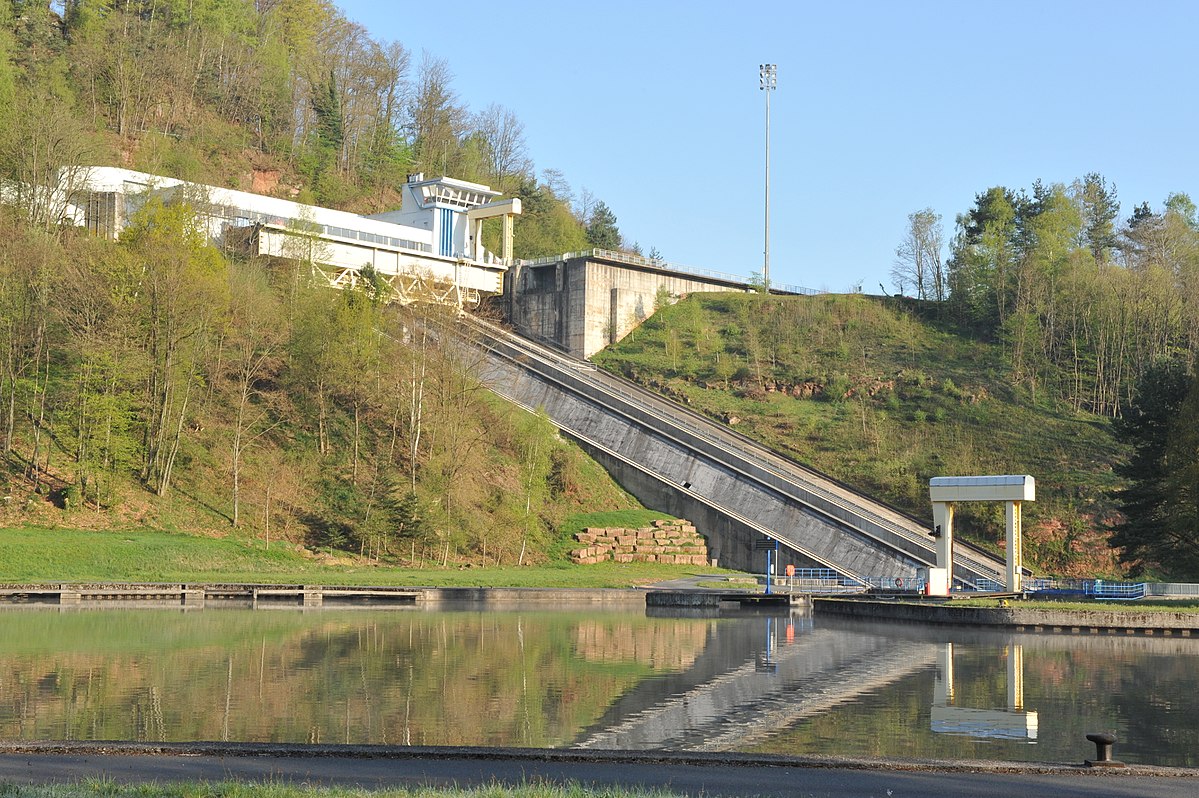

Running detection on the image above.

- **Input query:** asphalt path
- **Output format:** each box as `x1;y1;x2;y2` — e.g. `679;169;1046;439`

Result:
0;744;1197;798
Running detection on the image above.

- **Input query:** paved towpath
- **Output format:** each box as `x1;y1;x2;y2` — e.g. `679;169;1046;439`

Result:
0;744;1196;798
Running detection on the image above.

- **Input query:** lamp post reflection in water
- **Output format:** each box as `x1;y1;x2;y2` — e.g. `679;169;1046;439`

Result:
756;616;778;673
932;643;1038;741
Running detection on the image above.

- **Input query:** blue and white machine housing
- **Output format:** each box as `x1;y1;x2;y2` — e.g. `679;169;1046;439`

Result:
65;167;521;307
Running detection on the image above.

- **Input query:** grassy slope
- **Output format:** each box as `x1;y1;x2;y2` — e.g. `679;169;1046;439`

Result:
593;293;1125;576
0;525;728;587
0;379;660;568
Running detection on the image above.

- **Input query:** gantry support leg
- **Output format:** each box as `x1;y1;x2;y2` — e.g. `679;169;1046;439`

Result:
1006;500;1022;592
932;500;954;578
502;213;514;265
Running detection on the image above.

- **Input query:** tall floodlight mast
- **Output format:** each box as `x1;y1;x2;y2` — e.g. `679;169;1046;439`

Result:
759;63;777;294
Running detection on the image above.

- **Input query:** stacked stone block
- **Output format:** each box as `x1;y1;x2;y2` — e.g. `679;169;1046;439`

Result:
569;519;709;565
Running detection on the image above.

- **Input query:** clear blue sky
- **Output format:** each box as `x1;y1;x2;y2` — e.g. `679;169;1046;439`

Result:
338;0;1199;294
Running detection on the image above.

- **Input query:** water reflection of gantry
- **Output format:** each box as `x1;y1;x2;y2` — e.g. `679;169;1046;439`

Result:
931;643;1038;741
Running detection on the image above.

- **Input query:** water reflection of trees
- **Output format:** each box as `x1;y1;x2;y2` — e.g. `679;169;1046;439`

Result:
0;610;716;746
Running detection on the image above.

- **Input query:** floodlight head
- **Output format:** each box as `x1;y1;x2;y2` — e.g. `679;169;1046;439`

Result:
759;63;777;90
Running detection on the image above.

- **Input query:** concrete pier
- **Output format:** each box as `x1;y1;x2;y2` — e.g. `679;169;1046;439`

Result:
504;250;760;359
813;597;1199;633
646;590;798;609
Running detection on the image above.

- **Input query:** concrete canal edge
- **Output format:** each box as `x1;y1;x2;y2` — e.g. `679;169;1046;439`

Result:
0;740;1196;779
415;587;646;606
0;583;650;608
813;596;1199;634
6;583;1199;635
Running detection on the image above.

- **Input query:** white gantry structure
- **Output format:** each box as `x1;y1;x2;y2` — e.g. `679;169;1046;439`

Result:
63;167;521;308
928;474;1035;595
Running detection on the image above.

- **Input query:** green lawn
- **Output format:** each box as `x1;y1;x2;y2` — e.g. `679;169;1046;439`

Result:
950;596;1199;612
0;526;731;588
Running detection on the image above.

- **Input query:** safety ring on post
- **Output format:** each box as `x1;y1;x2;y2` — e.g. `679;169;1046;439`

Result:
894;577;904;589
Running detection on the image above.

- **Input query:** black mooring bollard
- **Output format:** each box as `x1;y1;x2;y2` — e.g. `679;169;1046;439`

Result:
1085;732;1125;768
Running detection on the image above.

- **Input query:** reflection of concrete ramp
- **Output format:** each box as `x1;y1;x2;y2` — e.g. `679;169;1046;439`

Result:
574;628;936;751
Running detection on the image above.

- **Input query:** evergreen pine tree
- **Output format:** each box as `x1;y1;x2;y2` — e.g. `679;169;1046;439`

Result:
586;201;621;250
1110;358;1192;575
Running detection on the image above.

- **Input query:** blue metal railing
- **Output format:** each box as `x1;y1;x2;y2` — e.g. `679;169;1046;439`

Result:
756;573;1188;599
1087;580;1146;600
790;567;841;581
762;568;865;593
863;576;926;591
1022;578;1148;599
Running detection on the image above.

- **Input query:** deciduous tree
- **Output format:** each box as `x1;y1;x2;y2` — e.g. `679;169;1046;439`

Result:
892;208;944;301
122;197;229;496
408;53;464;177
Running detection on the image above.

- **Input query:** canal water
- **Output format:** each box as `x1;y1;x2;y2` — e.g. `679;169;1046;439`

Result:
0;605;1195;767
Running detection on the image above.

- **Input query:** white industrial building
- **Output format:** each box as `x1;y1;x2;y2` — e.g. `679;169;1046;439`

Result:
61;167;521;307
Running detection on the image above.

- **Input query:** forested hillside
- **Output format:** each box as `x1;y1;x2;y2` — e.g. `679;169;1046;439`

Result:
894;176;1199;419
0;205;644;563
890;178;1199;578
600;171;1199;579
0;0;641;564
0;0;622;256
5;2;1199;578
599;180;1199;580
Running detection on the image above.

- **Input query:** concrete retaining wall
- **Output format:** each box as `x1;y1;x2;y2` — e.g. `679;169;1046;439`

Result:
0;583;648;609
814;597;1199;633
504;255;748;358
416;587;644;606
483;357;915;576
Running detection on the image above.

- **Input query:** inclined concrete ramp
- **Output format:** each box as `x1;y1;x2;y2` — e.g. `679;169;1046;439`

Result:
470;318;1006;583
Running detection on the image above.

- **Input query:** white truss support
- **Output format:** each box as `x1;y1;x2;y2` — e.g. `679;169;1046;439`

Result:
314;264;480;312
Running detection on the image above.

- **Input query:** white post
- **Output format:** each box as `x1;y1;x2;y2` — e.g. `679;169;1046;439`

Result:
930;476;1034;592
759;63;776;293
1006;500;1022;592
764;75;770;293
473;218;485;261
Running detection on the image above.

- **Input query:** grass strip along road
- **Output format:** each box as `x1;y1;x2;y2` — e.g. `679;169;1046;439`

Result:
0;743;1197;798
